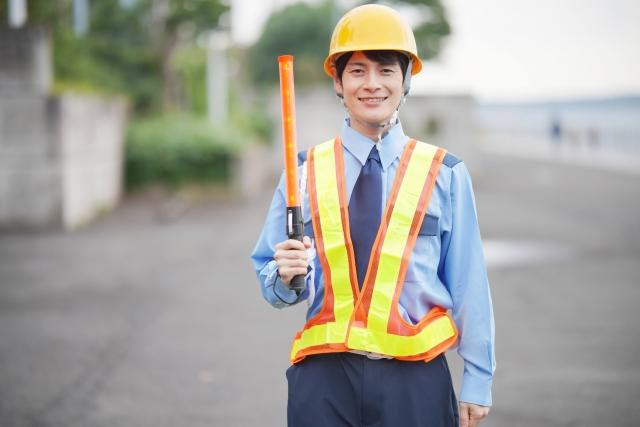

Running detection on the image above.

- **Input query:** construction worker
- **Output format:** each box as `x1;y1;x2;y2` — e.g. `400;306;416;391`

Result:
251;4;495;427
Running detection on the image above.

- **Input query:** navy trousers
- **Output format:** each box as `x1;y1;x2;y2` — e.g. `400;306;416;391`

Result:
286;352;459;427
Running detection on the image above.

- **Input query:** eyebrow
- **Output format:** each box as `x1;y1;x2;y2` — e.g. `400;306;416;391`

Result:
346;61;399;68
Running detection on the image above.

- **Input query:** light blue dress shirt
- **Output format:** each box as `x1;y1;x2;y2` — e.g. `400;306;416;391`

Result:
251;120;496;406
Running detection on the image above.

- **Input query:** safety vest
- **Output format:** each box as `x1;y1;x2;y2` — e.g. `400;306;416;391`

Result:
290;137;459;363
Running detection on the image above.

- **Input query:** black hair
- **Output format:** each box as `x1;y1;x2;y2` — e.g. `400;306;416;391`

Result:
334;50;410;82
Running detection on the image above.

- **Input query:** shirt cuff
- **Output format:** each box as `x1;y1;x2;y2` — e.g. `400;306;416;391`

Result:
459;370;493;407
273;273;300;305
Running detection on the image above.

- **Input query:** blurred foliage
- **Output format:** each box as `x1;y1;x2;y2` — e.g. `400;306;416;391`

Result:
0;0;276;189
1;0;228;113
248;0;450;86
173;43;208;114
125;115;246;188
379;0;451;60
424;116;441;136
248;2;336;86
172;45;274;141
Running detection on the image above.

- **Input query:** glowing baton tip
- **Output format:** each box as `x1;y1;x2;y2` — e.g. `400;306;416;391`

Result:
278;54;299;208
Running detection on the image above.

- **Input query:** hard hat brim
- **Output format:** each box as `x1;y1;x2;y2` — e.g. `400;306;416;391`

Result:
323;49;423;78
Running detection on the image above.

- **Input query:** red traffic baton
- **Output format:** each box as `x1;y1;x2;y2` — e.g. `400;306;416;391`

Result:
278;55;305;292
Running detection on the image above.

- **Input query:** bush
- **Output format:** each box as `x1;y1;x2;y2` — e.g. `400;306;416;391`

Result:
125;115;249;189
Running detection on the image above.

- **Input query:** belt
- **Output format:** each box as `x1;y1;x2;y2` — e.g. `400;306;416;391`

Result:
349;350;393;360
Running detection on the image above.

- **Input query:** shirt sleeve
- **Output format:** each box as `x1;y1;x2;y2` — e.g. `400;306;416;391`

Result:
251;172;313;309
440;162;496;406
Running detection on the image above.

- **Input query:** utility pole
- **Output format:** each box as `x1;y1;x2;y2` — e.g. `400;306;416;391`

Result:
204;31;230;124
8;0;27;28
73;0;90;37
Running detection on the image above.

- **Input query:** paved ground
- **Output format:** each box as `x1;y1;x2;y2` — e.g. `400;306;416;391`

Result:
1;148;639;426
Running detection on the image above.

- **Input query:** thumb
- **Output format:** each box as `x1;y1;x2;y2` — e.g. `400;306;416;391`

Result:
459;404;470;427
303;235;312;248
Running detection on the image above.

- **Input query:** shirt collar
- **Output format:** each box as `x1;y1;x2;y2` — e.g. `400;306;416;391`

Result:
340;118;409;171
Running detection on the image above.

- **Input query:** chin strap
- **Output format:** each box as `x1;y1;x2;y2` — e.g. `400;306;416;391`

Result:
403;59;413;96
338;94;405;138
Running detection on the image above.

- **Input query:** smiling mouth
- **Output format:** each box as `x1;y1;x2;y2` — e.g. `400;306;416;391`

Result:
358;97;388;103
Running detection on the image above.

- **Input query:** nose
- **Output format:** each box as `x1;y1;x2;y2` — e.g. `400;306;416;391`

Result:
362;72;381;92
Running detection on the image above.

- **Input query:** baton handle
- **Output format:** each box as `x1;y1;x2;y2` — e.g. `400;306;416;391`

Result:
286;206;305;293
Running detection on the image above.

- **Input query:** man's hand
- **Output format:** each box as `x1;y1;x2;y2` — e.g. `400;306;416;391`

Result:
274;236;312;286
459;402;490;427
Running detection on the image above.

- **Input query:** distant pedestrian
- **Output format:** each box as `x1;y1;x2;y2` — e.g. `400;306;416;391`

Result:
550;116;562;144
252;4;495;427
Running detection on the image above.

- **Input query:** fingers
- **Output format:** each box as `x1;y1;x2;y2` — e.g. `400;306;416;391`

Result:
459;403;490;427
275;250;308;261
274;237;312;261
275;237;312;286
275;238;308;251
459;403;470;427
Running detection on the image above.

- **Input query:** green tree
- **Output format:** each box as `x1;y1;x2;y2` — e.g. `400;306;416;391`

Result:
247;0;450;86
147;0;229;111
247;2;335;86
1;0;228;113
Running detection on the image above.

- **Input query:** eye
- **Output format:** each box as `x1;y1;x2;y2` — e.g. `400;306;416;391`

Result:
381;68;395;75
349;68;365;75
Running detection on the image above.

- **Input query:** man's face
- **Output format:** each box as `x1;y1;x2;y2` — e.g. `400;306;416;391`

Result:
334;51;404;134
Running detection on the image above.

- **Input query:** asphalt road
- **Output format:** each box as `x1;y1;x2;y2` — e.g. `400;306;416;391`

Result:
1;151;639;427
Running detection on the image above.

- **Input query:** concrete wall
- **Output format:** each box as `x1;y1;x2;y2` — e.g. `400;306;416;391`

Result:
58;94;127;228
0;96;63;227
0;27;127;230
0;26;52;97
402;94;482;173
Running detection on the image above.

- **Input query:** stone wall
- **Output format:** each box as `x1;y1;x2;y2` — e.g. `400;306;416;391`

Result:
58;94;128;228
0;26;52;97
0;27;127;229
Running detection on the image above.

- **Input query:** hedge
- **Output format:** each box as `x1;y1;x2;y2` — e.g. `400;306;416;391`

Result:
125;115;249;189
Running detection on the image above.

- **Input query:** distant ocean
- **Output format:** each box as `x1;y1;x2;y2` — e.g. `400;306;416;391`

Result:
476;95;640;155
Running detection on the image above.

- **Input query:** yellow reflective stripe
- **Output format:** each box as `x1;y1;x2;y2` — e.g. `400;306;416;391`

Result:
348;314;456;357
367;142;438;332
290;139;354;358
290;321;349;359
313;140;354;325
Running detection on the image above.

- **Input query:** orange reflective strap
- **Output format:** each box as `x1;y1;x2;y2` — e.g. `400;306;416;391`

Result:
334;139;361;301
351;139;417;328
385;145;459;361
345;140;457;358
290;139;357;362
304;142;335;327
387;147;446;336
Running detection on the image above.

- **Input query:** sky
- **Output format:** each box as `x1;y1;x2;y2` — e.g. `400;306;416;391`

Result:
230;0;640;101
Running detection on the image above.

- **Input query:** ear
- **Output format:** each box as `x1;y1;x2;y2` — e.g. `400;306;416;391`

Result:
333;72;344;98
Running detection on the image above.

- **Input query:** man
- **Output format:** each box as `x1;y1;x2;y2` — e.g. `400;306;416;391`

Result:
251;4;495;427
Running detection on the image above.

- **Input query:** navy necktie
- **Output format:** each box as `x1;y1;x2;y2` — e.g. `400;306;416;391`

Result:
349;145;383;289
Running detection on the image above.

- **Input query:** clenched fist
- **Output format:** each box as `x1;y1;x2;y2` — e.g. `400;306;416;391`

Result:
459;402;490;427
274;236;312;287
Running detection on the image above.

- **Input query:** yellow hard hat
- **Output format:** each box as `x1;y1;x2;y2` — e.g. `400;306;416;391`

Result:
324;4;423;77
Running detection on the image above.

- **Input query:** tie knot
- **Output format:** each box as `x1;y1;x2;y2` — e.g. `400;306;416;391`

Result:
367;146;381;164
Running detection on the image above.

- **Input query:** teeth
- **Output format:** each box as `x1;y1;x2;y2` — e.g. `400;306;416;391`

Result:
360;97;386;102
